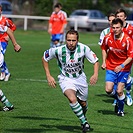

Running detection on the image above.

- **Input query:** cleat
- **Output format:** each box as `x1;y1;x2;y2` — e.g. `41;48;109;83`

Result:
3;105;14;111
117;111;124;117
126;94;132;106
0;72;5;80
82;122;90;133
112;99;117;106
4;73;11;81
114;103;118;113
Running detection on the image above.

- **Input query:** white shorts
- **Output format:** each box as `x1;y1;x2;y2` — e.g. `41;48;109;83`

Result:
58;72;88;101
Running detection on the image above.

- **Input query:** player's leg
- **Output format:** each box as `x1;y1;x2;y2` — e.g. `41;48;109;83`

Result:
125;76;132;106
117;82;125;116
0;42;10;81
0;89;14;111
59;74;90;132
112;83;117;106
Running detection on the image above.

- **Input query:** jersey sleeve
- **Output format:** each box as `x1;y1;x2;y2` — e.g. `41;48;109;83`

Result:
98;30;105;45
84;45;98;64
6;18;16;31
43;48;57;62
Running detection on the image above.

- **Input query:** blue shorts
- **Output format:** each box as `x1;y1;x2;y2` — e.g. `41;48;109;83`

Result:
105;70;130;84
1;42;7;54
51;34;62;42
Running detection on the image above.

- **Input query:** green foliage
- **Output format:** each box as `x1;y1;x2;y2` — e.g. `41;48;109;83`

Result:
33;0;132;16
0;30;133;133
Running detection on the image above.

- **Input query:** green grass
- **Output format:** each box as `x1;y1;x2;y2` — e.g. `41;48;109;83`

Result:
0;30;133;133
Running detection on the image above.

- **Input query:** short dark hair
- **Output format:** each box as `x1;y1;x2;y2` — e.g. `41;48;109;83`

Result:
56;2;62;7
66;30;79;40
107;13;115;20
54;4;60;8
112;18;123;27
115;8;127;17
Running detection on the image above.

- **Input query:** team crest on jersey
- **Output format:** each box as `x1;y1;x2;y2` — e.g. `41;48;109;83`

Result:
122;43;126;47
45;50;49;58
70;59;75;63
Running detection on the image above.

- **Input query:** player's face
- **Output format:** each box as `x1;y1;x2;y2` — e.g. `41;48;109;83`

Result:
108;16;115;26
54;7;60;14
116;12;126;22
112;23;123;37
66;34;78;51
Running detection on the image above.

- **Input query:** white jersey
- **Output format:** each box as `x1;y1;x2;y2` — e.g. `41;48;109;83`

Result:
43;42;98;78
98;27;110;45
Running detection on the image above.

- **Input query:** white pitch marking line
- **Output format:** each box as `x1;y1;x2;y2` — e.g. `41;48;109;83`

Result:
15;78;104;86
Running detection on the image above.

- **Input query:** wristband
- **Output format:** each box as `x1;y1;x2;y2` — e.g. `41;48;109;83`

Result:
120;64;124;68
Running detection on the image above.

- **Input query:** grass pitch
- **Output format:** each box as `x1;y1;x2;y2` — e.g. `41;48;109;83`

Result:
0;30;133;133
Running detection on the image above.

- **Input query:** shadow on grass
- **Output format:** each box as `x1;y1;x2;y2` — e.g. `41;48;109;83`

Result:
97;109;115;115
12;116;61;121
40;124;94;132
6;116;94;132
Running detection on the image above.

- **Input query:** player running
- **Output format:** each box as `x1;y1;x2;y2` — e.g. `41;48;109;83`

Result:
42;29;99;132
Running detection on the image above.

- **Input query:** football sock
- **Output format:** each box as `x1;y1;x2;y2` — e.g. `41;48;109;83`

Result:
0;89;12;107
125;76;131;94
70;101;87;124
117;93;125;112
82;104;88;116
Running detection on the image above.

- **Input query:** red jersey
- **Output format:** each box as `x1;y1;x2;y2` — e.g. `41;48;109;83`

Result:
101;32;133;71
49;10;67;34
123;23;133;39
0;16;16;42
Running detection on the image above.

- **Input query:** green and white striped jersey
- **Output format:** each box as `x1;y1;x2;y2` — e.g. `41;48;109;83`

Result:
43;42;98;78
98;27;110;45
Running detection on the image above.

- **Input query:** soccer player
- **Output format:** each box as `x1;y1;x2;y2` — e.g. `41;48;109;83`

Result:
98;13;115;46
101;18;133;116
115;8;133;106
0;89;14;111
0;25;20;111
48;4;67;48
0;5;17;81
42;30;99;132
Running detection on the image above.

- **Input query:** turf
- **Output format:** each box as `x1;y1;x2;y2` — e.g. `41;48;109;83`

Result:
0;30;133;133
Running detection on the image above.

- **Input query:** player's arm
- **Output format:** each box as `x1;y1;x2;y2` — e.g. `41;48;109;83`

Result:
42;57;56;88
101;49;107;70
6;28;21;52
89;61;99;85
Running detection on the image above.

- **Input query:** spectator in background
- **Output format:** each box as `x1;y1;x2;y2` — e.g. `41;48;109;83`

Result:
48;4;67;48
0;5;17;81
115;8;133;106
56;2;67;44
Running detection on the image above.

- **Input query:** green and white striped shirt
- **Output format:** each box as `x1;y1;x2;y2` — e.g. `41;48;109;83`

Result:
98;27;110;45
43;42;98;78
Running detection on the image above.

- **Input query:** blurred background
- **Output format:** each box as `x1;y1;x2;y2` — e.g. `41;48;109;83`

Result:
4;0;133;31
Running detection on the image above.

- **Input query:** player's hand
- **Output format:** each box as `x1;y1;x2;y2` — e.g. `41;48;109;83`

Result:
114;65;122;73
14;43;21;52
89;74;98;85
101;63;106;70
47;75;56;88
